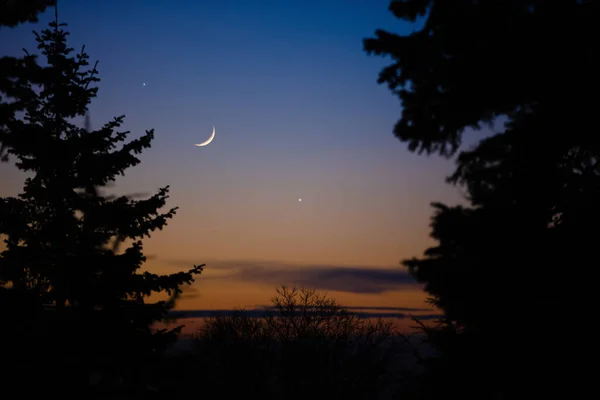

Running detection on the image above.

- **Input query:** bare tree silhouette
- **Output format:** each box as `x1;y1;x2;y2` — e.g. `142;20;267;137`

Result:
193;285;403;399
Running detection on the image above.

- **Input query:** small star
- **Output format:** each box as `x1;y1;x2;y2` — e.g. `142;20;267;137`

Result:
298;198;302;202
142;82;147;87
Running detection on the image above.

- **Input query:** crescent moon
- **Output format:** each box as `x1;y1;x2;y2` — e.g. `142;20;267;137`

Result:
194;126;216;147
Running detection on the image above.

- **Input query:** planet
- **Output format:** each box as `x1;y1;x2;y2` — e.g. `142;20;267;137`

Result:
194;126;216;147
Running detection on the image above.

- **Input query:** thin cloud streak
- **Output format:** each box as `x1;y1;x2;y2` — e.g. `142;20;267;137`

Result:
165;258;422;294
252;305;433;312
168;307;442;321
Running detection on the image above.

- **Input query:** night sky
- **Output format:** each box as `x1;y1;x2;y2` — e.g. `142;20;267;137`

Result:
0;1;498;323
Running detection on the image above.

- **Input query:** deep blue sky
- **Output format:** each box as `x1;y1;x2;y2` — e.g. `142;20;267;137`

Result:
0;1;496;315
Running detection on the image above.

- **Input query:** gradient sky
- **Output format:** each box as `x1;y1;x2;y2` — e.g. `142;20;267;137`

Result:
0;0;497;320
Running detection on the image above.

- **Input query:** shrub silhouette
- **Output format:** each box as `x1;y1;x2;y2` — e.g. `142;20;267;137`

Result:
193;285;406;399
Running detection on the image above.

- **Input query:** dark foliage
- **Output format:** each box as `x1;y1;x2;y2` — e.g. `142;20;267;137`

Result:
364;0;593;157
0;6;202;397
0;0;55;28
365;0;594;398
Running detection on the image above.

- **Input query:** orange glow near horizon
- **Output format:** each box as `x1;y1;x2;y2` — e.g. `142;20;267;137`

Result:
0;160;452;319
0;1;492;322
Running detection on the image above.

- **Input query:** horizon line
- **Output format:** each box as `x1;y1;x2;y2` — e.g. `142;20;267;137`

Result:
167;307;442;321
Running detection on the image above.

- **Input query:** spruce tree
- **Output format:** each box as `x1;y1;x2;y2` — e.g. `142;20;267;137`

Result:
1;1;56;159
0;7;203;394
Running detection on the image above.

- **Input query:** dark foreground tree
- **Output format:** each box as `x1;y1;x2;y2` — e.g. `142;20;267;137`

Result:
364;1;594;398
0;8;203;397
1;1;57;159
0;0;55;27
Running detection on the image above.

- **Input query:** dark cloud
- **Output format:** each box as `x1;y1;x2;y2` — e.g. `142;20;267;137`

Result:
252;305;432;312
165;259;421;295
342;306;431;312
168;307;443;321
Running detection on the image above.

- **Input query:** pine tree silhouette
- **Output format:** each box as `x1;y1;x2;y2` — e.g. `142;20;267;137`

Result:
0;5;203;395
